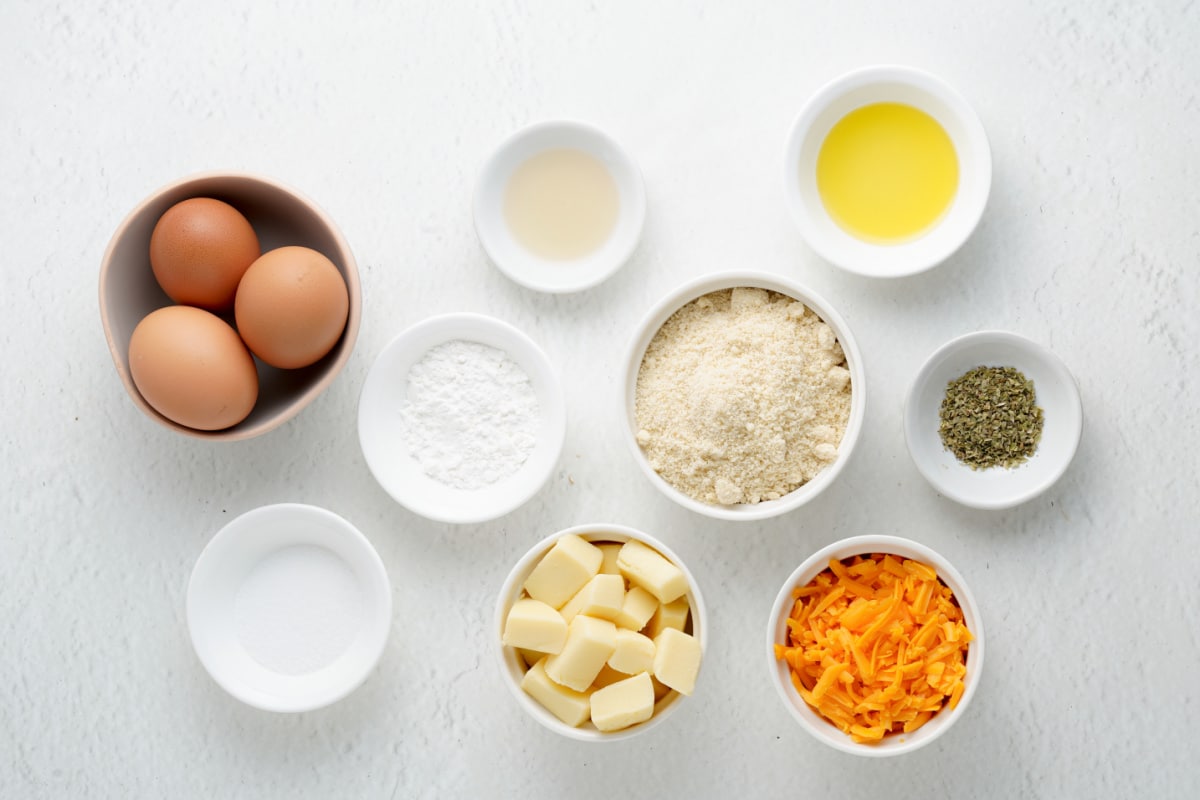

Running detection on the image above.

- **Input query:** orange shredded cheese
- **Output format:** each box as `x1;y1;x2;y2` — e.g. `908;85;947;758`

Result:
775;553;972;744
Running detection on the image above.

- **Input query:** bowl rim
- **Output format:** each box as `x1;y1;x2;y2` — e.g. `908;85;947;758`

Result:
766;534;985;757
494;523;707;742
357;311;566;524
98;170;362;441
472;118;647;294
902;329;1083;509
783;64;992;278
620;270;866;521
185;502;392;713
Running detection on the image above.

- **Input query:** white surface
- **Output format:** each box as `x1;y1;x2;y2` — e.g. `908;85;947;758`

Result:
473;120;646;293
495;525;706;742
784;65;992;276
904;330;1084;509
358;313;565;523
1;1;1198;797
767;535;985;758
186;503;391;713
622;271;866;520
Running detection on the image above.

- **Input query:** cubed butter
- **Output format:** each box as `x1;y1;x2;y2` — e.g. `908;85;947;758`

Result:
521;657;591;728
590;663;629;691
516;647;547;669
617;539;688;604
559;573;624;623
544;615;617;692
597;542;622;576
644;596;689;639
523;534;603;609
502;598;568;654
608;629;655;675
614;586;658;631
652;628;701;696
590;672;655;733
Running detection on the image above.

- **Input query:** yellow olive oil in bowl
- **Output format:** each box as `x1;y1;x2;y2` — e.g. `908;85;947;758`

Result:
815;102;959;244
783;66;992;277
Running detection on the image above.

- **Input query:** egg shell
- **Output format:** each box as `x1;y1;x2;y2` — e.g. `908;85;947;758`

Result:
149;198;261;310
235;245;349;369
128;306;259;431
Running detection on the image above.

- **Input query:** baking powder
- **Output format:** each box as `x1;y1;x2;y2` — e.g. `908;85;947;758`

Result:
398;340;541;490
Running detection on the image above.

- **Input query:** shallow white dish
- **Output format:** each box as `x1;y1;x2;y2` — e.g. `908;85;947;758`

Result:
621;271;866;521
495;524;707;742
904;330;1083;509
473;119;646;293
358;312;566;524
186;503;392;713
784;65;991;277
767;535;985;757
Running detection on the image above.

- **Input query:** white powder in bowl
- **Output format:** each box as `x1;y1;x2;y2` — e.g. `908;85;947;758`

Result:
635;287;853;506
234;545;363;675
398;340;541;490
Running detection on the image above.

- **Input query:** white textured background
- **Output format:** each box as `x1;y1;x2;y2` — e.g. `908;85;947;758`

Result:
3;1;1199;797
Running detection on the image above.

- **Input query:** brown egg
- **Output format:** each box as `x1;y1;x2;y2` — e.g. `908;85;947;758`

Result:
235;246;349;369
129;306;259;431
149;198;260;310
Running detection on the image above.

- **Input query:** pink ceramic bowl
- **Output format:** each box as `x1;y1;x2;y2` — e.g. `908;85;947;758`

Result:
99;171;361;440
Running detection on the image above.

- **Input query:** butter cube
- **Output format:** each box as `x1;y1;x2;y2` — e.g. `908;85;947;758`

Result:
516;647;546;669
523;534;603;609
559;574;624;623
614;586;658;631
590;663;629;691
653;628;702;696
617;540;688;603
590;672;655;733
597;543;622;576
502;598;568;654
644;596;689;639
608;629;655;675
544;615;617;692
521;657;591;728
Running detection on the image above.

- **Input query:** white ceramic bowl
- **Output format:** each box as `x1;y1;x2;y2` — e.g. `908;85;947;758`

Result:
622;271;866;521
358;313;566;524
473;120;646;293
767;535;985;757
495;524;707;742
904;330;1083;510
784;65;991;277
186;503;392;713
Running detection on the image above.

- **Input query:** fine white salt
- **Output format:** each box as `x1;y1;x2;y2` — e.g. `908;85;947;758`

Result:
234;545;364;675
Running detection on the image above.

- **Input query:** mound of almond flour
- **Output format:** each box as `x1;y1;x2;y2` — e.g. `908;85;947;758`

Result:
634;287;852;506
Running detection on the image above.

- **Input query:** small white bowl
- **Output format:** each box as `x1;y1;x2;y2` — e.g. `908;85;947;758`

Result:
904;330;1083;510
784;65;991;277
767;535;985;757
495;524;707;742
473;120;646;293
358;313;566;524
186;503;392;713
621;271;866;521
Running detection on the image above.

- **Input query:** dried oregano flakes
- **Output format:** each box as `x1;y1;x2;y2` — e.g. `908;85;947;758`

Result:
938;365;1044;470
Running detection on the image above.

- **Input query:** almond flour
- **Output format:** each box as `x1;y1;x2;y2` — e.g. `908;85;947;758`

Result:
634;287;852;505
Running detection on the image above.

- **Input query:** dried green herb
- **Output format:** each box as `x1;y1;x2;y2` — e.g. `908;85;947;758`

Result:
938;365;1043;470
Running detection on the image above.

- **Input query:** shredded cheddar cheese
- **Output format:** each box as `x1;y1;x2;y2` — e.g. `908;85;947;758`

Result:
774;553;972;744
